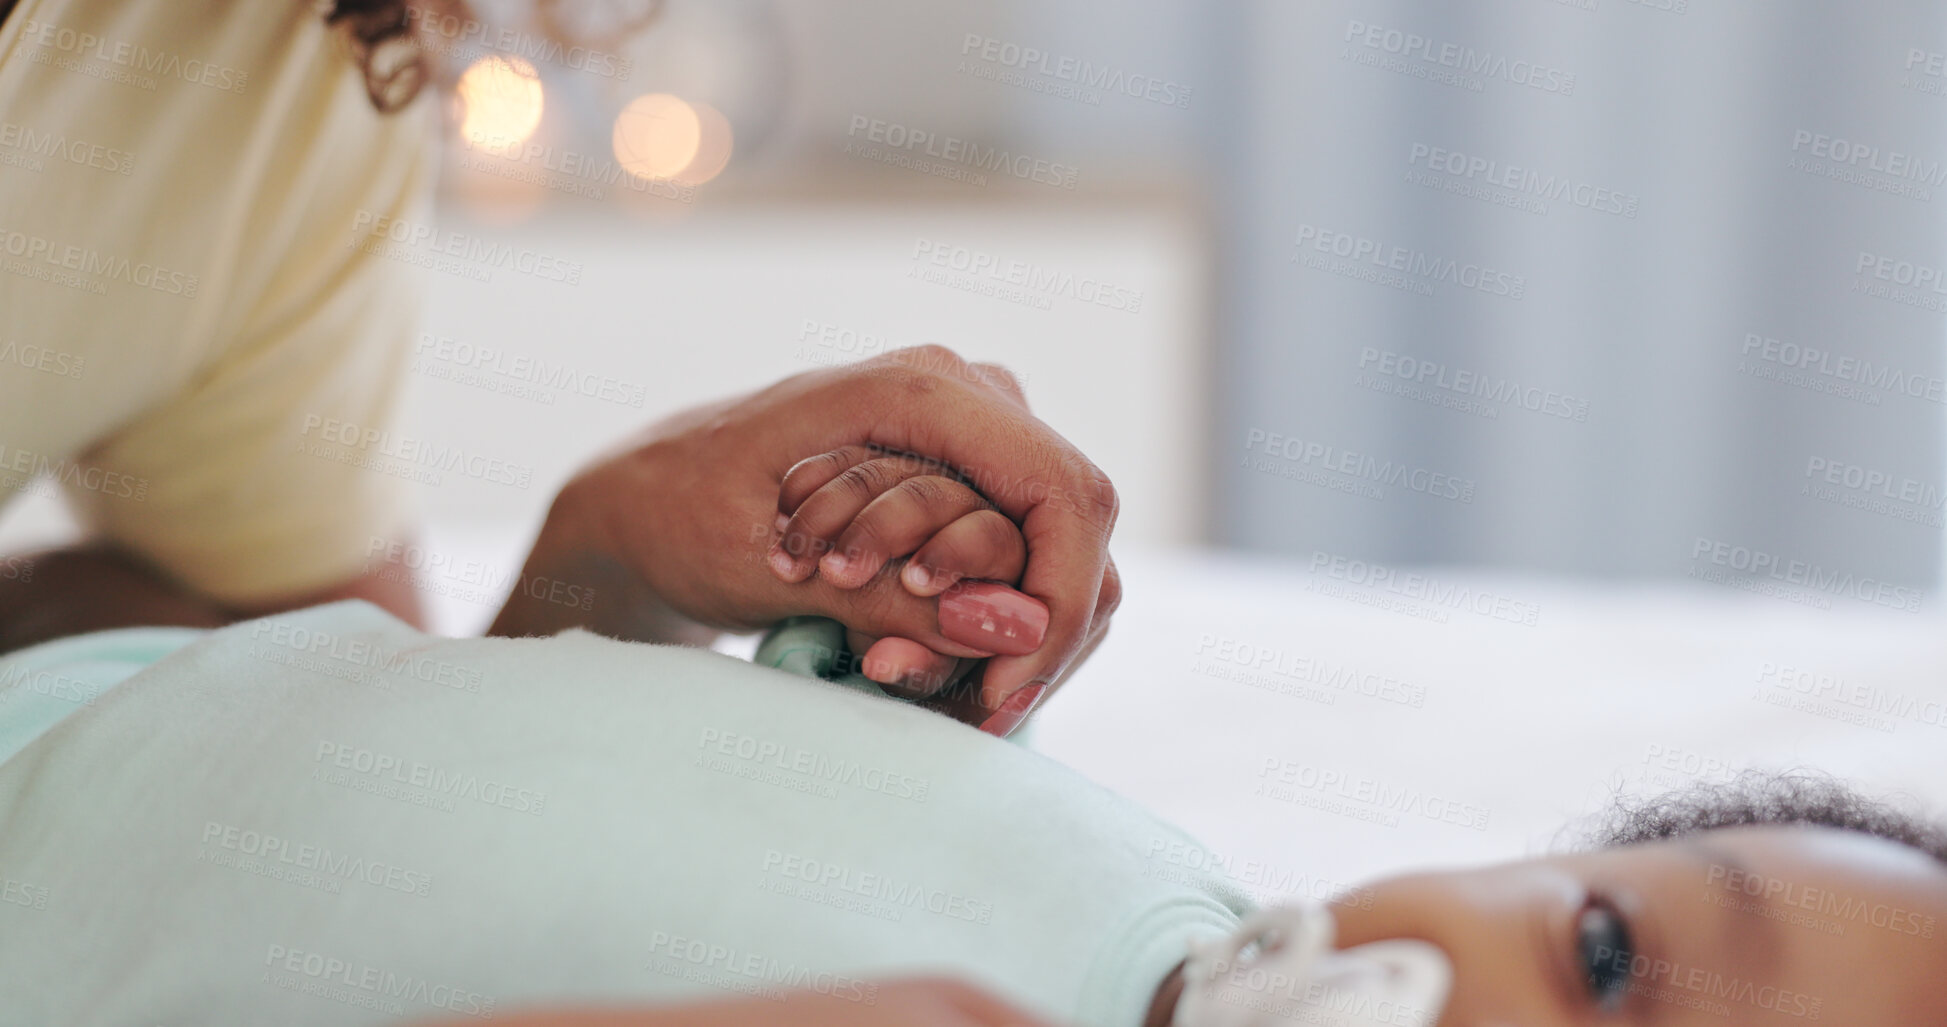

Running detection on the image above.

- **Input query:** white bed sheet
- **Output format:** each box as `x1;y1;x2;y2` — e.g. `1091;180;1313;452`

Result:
1027;548;1947;909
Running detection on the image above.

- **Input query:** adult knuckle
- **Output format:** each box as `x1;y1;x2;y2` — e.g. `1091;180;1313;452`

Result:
885;363;940;399
975;361;1023;391
1082;460;1118;500
876;344;970;398
903;342;964;369
1097;562;1125;619
1077;462;1120;529
859;357;924;392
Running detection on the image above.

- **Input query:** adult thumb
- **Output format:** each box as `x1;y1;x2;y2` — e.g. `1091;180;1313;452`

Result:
803;571;1048;661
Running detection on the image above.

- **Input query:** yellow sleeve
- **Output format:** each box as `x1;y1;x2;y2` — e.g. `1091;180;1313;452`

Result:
65;38;435;606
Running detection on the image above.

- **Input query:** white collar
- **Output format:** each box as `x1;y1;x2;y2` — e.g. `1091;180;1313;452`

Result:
1172;903;1453;1027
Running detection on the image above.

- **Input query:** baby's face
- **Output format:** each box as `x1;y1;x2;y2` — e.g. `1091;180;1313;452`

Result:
1329;824;1946;1026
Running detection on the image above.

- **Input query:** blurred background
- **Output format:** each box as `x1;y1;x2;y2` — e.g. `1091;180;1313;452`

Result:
12;0;1942;618
411;0;1947;626
5;0;1947;885
393;0;1947;876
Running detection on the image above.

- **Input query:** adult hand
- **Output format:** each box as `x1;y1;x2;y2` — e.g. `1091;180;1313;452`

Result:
423;978;1059;1026
490;346;1121;731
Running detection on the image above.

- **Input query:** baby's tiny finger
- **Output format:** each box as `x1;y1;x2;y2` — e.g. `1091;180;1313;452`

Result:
902;510;1028;596
823;476;989;589
859;636;961;698
777;456;948;583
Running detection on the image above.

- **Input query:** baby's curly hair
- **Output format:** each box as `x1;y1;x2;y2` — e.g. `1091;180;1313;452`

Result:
1583;770;1947;867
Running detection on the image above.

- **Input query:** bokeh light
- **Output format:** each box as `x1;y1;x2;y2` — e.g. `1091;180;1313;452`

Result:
612;93;703;182
675;101;734;186
457;56;545;148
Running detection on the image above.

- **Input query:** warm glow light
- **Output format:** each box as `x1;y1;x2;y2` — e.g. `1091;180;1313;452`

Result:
612;93;703;182
457;56;545;148
675;101;734;186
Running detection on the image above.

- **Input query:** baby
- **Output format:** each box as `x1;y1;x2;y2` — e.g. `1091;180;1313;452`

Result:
1155;778;1947;1026
0;449;1941;1026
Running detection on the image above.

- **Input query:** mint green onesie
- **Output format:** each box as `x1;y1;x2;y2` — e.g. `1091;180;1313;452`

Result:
0;602;1250;1026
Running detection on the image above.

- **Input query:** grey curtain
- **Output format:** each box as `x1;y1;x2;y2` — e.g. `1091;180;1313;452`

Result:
1215;0;1947;590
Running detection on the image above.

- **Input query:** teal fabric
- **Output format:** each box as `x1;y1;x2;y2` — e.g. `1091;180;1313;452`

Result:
3;616;975;772
753;616;892;698
0;625;204;766
0;604;1248;1026
0;617;885;772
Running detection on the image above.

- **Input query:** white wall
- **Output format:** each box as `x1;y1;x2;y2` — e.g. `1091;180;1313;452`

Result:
0;197;1207;635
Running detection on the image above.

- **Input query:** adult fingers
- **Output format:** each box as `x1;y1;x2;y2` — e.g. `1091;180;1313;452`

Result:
964;555;1119;735
783;562;1015;661
815;347;1118;714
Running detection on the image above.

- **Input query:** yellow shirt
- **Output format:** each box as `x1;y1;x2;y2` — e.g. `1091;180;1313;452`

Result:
0;0;432;602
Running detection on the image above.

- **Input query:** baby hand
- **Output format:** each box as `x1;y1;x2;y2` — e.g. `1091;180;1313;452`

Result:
768;444;1049;703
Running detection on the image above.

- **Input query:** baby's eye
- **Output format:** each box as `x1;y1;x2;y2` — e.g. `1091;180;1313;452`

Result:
1577;899;1633;1012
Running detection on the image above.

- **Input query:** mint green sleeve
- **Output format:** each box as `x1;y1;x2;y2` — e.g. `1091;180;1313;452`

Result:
753;616;895;699
0;626;205;765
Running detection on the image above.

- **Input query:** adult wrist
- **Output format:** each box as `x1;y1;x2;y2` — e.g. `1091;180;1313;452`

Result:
489;473;680;641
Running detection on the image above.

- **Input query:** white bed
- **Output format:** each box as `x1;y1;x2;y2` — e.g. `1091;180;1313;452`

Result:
1025;547;1947;906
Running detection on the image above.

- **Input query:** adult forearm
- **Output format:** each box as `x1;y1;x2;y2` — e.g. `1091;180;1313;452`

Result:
0;543;232;656
486;540;718;646
0;538;429;656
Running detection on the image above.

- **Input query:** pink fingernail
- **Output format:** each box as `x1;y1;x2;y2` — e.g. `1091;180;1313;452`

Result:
902;563;932;590
774;512;790;533
938;582;1048;656
979;682;1045;737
